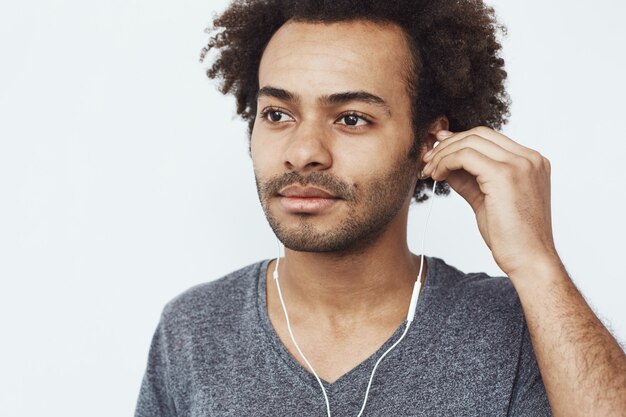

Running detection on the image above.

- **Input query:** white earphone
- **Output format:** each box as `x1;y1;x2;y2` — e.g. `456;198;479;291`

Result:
273;173;439;417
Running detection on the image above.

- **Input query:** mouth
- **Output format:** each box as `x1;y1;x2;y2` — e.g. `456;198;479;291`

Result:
277;196;340;214
278;185;338;199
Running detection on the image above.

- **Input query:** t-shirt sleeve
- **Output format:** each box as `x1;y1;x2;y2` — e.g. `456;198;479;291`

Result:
507;316;553;417
134;311;177;417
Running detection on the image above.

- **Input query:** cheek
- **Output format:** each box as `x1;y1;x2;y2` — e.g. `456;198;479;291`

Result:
250;131;274;173
250;134;290;194
250;118;289;154
333;142;396;184
339;145;416;192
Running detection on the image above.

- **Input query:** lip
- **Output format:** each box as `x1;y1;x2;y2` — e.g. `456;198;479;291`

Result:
278;196;340;214
278;185;337;199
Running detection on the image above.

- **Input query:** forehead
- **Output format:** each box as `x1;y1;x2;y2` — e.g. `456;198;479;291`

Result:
258;19;413;104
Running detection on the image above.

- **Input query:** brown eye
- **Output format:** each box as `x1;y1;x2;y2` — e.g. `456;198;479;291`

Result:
344;115;359;126
262;109;294;123
336;113;369;127
269;111;283;122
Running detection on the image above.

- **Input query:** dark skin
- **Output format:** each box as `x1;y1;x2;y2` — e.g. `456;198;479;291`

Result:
253;19;626;415
253;19;442;384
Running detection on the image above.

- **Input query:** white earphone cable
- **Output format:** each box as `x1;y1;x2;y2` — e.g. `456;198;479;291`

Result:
273;180;438;417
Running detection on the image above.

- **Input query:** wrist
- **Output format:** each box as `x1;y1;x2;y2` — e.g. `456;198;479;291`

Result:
507;254;568;288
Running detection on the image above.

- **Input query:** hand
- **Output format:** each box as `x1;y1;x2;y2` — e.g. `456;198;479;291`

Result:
422;126;559;276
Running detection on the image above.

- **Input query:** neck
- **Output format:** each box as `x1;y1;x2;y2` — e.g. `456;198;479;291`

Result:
269;208;427;327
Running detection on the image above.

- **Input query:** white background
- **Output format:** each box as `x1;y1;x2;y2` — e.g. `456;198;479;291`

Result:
0;0;624;415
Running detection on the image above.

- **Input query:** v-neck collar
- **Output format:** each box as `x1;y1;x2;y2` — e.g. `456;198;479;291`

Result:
255;256;437;394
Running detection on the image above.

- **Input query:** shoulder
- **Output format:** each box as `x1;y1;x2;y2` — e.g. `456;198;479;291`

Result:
427;255;523;323
159;259;270;327
428;255;518;298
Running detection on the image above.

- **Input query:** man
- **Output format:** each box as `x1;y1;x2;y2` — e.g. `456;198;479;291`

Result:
135;0;626;416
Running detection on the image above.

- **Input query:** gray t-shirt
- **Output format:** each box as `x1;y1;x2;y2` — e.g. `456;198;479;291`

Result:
135;256;552;416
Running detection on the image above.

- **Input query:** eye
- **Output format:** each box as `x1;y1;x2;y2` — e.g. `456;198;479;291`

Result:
261;108;294;124
336;113;370;128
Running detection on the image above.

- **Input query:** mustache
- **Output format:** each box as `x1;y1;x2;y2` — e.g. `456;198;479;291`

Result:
259;171;356;201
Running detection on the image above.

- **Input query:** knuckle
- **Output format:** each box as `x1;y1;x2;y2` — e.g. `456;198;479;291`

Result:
458;147;474;158
472;126;491;136
513;156;533;172
500;164;515;180
543;156;551;172
528;150;544;165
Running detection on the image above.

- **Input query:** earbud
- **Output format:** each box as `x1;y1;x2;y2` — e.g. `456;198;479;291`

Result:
418;140;441;180
273;180;439;417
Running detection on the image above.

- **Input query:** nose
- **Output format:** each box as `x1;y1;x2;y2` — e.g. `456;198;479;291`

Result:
283;121;332;172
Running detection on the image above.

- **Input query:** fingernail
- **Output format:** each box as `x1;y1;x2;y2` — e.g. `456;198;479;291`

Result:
437;130;453;139
424;149;433;160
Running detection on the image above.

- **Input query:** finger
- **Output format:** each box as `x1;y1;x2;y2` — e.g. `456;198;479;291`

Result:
424;134;518;168
428;147;506;183
436;127;540;161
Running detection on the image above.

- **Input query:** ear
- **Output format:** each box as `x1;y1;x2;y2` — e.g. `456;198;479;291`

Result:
417;116;449;179
420;116;449;158
427;116;449;137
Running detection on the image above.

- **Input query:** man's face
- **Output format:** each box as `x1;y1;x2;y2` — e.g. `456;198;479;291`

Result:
251;19;419;252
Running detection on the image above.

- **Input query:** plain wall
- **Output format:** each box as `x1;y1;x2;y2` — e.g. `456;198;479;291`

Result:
0;0;624;415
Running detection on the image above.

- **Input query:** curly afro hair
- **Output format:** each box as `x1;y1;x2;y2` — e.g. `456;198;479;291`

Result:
199;0;510;203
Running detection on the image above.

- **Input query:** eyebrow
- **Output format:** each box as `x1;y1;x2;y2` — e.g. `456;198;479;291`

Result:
257;86;392;116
